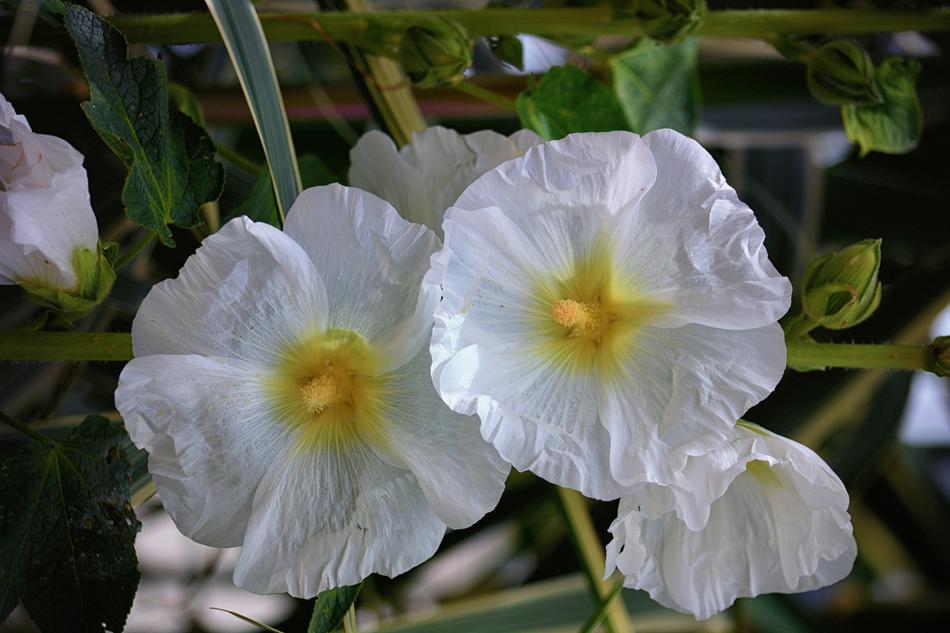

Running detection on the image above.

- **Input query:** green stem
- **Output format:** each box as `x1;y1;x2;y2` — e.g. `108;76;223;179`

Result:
578;577;625;633
453;80;517;111
216;142;263;175
0;331;133;361
0;410;52;443
555;487;635;633
115;230;157;270
786;340;931;371
108;8;950;45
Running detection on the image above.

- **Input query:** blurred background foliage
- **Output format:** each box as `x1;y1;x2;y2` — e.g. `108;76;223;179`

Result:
1;0;949;632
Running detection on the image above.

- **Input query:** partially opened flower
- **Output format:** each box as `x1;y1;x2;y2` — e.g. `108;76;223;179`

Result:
605;422;857;620
348;125;542;236
115;184;508;597
431;129;792;500
0;92;112;316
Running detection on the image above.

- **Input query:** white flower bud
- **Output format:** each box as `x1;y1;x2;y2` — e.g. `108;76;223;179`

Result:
0;92;100;294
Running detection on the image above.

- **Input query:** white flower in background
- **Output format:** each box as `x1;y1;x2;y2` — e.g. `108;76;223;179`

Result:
115;184;509;597
431;129;792;501
0;92;99;292
605;422;857;620
348;125;542;236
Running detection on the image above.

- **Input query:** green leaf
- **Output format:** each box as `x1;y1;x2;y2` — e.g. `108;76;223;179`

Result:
0;415;141;632
168;82;207;126
205;0;302;223
517;65;628;140
63;4;224;247
308;584;362;633
488;35;524;71
842;58;922;156
227;154;338;228
610;37;701;135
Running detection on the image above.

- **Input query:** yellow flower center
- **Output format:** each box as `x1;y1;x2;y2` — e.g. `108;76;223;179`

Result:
552;299;602;335
299;373;346;414
529;237;669;377
267;329;391;452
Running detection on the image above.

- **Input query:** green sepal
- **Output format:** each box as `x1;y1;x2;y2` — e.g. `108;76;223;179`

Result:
18;242;116;321
612;0;707;43
842;58;922;156
806;40;882;107
800;239;883;330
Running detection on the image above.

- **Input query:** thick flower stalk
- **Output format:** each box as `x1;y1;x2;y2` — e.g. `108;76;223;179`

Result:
430;130;792;501
115;185;509;596
605;422;857;619
0;93;113;318
348;125;542;237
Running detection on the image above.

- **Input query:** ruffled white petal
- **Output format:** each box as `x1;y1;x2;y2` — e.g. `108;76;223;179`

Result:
379;345;509;528
131;216;328;362
348;126;543;236
283;184;440;372
600;323;787;490
606;425;856;620
0;93;98;290
619;129;791;330
115;354;289;548
233;440;446;597
452;130;656;223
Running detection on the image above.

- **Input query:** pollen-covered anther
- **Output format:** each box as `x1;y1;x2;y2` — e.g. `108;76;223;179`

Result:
552;299;601;334
300;373;344;414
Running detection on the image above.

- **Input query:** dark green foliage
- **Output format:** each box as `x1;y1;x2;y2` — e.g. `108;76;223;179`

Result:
63;4;224;246
0;416;141;633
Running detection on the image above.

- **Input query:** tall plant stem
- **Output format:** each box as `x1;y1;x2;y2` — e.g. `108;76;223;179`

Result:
555;487;635;633
109;8;950;46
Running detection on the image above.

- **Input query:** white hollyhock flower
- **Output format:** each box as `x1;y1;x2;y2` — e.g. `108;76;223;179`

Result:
115;184;509;597
605;422;857;620
0;92;99;292
348;125;542;235
431;129;792;500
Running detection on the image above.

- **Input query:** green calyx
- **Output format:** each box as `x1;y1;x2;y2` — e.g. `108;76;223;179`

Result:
19;241;117;321
612;0;707;43
398;17;472;88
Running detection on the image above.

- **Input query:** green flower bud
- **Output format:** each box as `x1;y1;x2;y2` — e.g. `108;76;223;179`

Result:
613;0;707;43
399;18;472;88
20;241;116;320
806;40;882;106
801;239;882;330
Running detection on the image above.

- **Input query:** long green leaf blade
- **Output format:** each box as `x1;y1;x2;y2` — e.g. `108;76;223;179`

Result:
205;0;302;222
